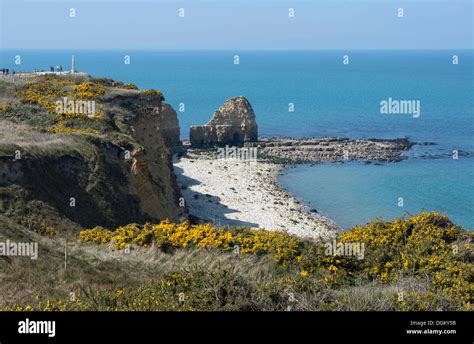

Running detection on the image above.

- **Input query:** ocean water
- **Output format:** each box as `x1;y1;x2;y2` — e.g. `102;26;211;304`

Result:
279;159;474;230
1;49;473;229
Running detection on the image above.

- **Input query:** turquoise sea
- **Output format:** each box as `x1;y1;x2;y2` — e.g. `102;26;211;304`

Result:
1;50;473;229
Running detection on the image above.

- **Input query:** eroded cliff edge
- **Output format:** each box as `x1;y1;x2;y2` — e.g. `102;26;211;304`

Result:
0;75;185;232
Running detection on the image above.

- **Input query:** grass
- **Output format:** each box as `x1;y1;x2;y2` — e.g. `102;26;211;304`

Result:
0;212;472;311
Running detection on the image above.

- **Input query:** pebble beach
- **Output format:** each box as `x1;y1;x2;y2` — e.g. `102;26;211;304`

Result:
174;150;340;240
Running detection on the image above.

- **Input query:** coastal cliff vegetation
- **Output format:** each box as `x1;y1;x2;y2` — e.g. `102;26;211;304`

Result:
1;75;163;134
2;212;472;311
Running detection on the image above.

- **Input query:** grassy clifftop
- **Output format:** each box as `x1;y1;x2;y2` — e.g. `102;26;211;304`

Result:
0;75;185;232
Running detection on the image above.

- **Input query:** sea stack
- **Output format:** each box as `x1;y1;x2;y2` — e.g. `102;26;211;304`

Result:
190;96;258;147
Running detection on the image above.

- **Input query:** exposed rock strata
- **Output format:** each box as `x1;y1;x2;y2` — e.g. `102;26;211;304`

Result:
127;103;184;222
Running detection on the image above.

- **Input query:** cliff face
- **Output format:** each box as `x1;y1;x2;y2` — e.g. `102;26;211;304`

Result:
0;76;185;231
127;102;184;223
190;96;258;147
156;104;181;149
101;92;181;151
0;136;144;229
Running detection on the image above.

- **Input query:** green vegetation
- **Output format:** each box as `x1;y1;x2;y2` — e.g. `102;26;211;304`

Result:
1;212;472;311
0;75;164;137
140;89;165;102
93;77;138;90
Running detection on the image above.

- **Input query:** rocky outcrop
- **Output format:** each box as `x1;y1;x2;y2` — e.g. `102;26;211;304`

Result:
253;137;414;163
156;104;181;149
190;96;257;147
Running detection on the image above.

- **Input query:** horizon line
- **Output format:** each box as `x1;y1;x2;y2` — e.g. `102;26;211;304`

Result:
1;48;473;52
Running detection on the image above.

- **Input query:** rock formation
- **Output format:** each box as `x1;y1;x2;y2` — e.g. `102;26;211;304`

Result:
156;104;181;149
190;96;258;147
127;100;184;223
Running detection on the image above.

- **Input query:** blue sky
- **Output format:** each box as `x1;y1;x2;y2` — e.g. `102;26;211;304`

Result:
1;0;472;50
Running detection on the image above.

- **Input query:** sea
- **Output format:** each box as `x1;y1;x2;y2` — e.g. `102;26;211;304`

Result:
1;49;473;229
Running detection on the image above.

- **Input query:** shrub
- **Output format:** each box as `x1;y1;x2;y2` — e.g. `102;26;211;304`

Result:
80;220;302;264
140;89;164;102
47;126;99;135
75;212;473;311
334;212;473;308
72;82;106;99
0;101;13;112
118;83;139;90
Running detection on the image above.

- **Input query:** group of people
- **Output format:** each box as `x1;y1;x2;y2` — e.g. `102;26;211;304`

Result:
1;65;65;77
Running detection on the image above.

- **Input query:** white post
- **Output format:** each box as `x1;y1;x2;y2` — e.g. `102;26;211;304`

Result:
64;238;68;271
71;55;76;73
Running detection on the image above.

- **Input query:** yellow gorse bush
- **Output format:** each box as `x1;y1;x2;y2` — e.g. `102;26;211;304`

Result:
5;212;473;312
71;82;106;99
0;101;13;112
140;89;164;101
15;77;107;134
78;212;473;310
117;83;139;90
80;220;302;264
16;78;70;113
78;226;113;244
337;212;473;307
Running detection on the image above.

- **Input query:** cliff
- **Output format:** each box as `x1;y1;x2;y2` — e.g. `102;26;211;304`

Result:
0;75;185;231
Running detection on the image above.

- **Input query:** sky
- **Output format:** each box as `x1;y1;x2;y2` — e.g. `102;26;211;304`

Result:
0;0;472;50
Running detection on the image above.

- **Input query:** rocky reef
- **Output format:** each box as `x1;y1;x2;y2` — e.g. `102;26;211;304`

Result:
190;96;258;147
253;137;414;163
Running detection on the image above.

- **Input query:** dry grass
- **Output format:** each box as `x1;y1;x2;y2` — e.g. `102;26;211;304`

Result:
0;120;76;154
0;215;279;309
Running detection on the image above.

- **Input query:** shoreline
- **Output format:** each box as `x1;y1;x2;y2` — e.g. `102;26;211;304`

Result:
174;150;340;240
174;136;414;239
